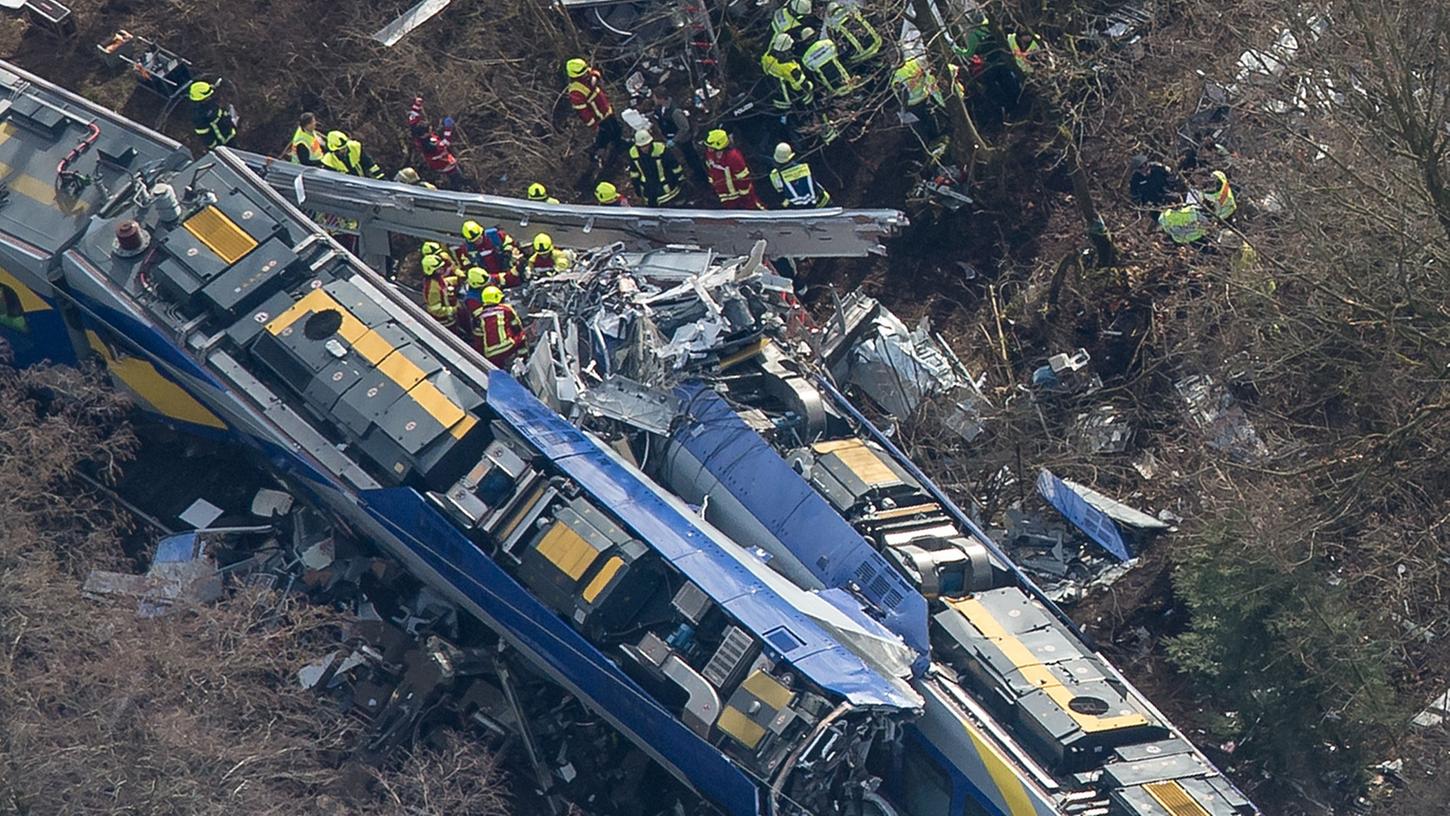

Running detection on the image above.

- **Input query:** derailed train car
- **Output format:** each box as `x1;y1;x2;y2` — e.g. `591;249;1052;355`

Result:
0;60;915;816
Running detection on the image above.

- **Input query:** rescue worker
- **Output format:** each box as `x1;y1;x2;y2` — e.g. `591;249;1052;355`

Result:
188;81;236;149
824;1;881;65
1128;155;1182;206
458;220;519;277
769;142;831;208
761;34;815;111
800;30;855;97
465;255;522;293
394;168;436;189
471;285;526;369
1008;31;1043;75
651;87;709;183
321;131;385;179
628;129;683;207
892;55;950;152
521;233;571;279
772;0;819;36
421;239;460;271
595;181;631;206
1207;169;1237;220
406;97;467;190
565;58;624;163
1158;204;1207;244
527;182;561;204
421;253;459;325
286;112;323;166
704;129;764;210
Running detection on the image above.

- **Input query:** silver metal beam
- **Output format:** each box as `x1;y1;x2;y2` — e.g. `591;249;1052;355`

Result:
229;149;906;259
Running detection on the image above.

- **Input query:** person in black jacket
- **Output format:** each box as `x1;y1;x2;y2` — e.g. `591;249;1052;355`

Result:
1128;154;1182;206
650;87;708;184
188;81;236;149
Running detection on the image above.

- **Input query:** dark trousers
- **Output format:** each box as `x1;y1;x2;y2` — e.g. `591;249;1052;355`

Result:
675;142;709;183
595;115;623;154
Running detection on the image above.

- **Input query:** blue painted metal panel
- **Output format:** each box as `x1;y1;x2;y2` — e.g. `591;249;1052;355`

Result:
1036;469;1131;562
487;372;917;710
0;308;74;367
672;384;930;667
358;486;763;816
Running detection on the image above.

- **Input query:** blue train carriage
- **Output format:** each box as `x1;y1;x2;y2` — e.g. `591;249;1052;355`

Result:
648;377;1258;816
0;62;924;816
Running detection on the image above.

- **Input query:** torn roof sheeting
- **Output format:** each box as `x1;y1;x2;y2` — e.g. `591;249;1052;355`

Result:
669;384;931;669
1036;469;1132;562
487;372;921;709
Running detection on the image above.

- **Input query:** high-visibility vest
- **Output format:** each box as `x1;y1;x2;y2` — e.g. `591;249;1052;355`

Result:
321;141;382;179
771;6;800;35
893;57;942;108
566;73;613;127
288;127;323;165
802;39;853;96
1158;206;1206;244
1210;170;1237;220
1008;33;1042;74
770;160;830;208
475;304;521;357
761;53;814;110
826;6;880;64
629;143;682;203
423;273;458;322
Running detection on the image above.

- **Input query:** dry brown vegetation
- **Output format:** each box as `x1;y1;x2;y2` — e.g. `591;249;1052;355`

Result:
0;363;508;814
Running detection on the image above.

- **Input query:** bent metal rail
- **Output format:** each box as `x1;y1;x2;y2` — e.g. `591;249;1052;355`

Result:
230;149;908;269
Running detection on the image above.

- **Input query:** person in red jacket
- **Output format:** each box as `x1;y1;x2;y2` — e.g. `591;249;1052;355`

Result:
470;285;527;369
703;128;765;210
565;58;623;165
458;220;519;277
406;96;470;190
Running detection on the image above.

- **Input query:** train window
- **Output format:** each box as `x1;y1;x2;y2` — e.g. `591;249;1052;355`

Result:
0;284;28;333
900;740;955;816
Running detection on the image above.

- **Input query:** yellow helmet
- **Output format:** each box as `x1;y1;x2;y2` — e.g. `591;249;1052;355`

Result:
421;240;444;256
421;254;444;275
466;267;489;289
533;233;554;253
566;58;589;78
705;129;729;150
461;220;484;242
527;182;549;201
188;81;213;102
481;285;505;305
325;130;349;152
595;181;620;204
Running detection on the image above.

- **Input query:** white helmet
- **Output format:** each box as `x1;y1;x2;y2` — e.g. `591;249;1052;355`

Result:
789;0;811;15
633;129;653;147
771;32;794;53
774;142;796;164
